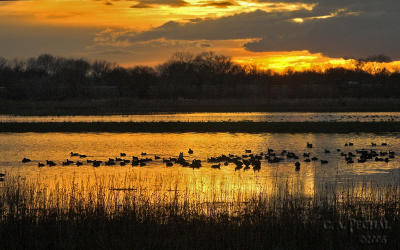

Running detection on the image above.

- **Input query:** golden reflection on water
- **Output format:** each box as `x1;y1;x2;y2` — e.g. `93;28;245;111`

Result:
0;132;399;210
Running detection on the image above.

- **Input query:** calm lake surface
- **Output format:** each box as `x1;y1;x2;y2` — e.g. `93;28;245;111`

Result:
1;132;399;204
1;112;400;123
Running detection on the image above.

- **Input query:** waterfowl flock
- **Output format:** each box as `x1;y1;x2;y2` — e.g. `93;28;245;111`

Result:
15;141;396;174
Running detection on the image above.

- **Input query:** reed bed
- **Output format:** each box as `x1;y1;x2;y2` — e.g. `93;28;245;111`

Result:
0;172;399;249
1;121;400;133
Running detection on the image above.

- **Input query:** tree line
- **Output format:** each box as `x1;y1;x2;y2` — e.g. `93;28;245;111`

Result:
0;52;399;100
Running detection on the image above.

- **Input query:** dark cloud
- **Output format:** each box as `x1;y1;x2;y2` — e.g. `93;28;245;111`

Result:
200;1;238;8
118;0;400;59
259;0;400;15
130;0;188;8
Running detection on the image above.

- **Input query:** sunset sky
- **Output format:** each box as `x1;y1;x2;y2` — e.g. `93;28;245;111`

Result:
1;0;399;71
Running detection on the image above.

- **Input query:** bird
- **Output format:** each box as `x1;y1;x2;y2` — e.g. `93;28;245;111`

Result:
295;162;300;171
93;161;101;167
46;160;56;166
22;158;31;163
211;163;221;169
188;148;194;154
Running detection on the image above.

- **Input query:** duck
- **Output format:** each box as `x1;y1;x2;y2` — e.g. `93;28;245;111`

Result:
295;162;300;171
93;161;101;167
211;163;221;169
191;160;201;168
188;149;194;154
22;158;31;163
105;160;116;166
120;153;126;157
307;142;312;148
46;160;56;166
38;162;45;167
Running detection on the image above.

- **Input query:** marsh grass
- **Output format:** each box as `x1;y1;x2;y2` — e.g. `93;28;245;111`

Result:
0;172;399;249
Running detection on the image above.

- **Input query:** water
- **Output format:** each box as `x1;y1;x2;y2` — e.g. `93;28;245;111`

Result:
0;132;399;203
1;112;400;123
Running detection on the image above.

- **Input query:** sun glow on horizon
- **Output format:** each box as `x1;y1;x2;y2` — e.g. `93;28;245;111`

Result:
233;51;400;73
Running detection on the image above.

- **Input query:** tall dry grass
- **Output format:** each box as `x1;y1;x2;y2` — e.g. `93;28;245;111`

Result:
0;173;398;249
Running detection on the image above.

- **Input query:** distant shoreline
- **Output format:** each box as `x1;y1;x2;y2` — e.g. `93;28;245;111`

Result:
1;121;400;133
1;98;400;116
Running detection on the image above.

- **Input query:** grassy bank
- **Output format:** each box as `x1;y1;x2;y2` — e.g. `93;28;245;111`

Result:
1;121;400;133
0;175;398;249
2;98;400;115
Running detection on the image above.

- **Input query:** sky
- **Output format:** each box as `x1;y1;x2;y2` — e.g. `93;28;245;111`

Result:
0;0;399;71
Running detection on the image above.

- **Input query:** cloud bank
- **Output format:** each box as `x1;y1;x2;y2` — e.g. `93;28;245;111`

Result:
117;0;400;59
